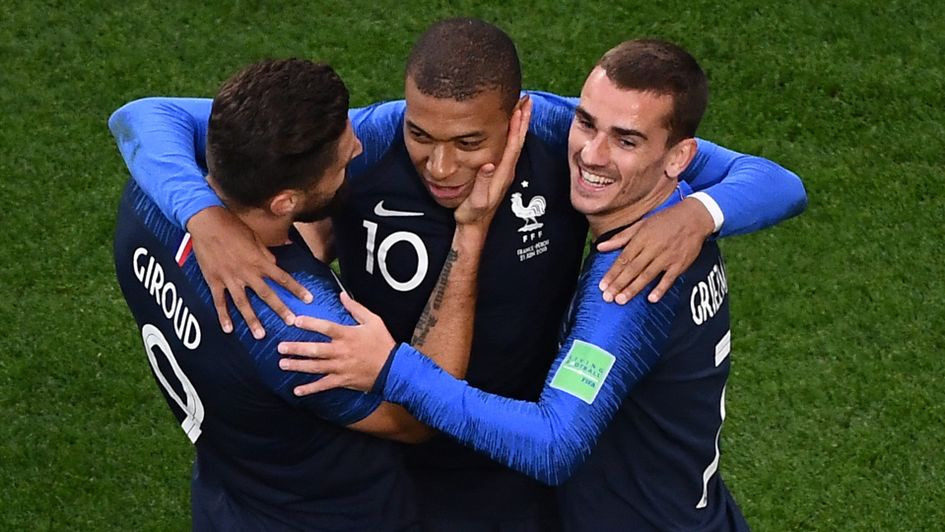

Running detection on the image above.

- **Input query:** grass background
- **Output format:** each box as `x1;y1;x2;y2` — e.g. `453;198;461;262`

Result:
2;0;943;529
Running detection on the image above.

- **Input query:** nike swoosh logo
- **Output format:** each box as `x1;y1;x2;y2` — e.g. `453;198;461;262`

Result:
374;201;424;217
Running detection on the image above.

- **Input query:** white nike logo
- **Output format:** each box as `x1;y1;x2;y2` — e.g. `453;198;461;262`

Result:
373;201;424;217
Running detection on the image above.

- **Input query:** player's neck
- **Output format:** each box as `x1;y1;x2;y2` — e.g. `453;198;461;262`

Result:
587;182;676;239
238;210;293;247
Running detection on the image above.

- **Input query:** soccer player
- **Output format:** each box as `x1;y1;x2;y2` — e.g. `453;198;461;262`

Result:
112;58;529;530
109;18;805;530
280;39;754;531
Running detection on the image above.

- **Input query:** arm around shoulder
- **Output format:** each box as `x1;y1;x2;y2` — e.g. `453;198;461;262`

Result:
108;97;219;228
683;139;807;237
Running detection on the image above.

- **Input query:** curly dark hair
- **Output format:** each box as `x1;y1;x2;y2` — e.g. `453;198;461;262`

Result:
206;58;349;208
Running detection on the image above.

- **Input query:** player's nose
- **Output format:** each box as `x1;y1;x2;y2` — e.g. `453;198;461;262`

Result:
580;133;609;168
426;144;457;181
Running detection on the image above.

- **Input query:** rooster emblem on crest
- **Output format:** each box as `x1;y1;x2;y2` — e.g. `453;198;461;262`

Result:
510;192;546;232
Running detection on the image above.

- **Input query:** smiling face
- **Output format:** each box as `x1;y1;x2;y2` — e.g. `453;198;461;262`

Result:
403;76;513;209
568;67;694;236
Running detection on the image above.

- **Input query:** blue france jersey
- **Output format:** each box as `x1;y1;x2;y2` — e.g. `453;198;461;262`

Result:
332;93;589;520
379;183;749;531
113;182;417;531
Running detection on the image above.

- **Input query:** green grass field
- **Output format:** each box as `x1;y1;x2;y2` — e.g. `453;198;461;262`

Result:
3;1;943;529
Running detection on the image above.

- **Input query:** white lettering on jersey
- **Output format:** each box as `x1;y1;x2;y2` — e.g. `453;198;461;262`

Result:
690;261;729;326
133;247;201;349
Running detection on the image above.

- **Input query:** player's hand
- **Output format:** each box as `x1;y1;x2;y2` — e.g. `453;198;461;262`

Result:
278;292;395;395
453;95;532;229
187;206;313;338
597;197;715;304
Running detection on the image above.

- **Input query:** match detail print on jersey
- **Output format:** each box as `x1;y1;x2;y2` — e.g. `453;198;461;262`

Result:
373;200;424;217
549;340;616;404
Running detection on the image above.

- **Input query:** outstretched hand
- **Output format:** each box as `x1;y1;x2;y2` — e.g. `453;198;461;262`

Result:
187;206;313;338
597;197;715;304
278;292;395;396
453;95;533;228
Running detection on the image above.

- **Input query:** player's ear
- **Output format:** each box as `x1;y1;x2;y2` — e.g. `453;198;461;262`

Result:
269;190;300;218
664;138;698;180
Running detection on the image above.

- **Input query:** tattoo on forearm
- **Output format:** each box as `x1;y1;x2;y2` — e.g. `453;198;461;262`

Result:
412;248;458;347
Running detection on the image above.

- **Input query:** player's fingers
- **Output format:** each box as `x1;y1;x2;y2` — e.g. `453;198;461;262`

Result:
647;266;681;303
468;163;496;210
516;95;533;139
506;94;532;146
292;315;343;339
492;97;531;187
230;286;265;339
615;263;665;305
249;279;296;326
293;374;345;396
265;263;313;304
279;355;336;374
597;223;641;252
599;243;645;294
603;248;653;302
339;291;376;325
278;340;334;359
209;282;233;333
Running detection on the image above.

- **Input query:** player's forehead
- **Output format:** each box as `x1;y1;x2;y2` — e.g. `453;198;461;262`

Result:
579;67;673;139
404;77;511;139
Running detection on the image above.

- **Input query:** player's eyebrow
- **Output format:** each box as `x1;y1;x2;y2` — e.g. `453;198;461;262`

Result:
612;125;647;141
575;105;648;141
575;106;595;127
405;119;485;142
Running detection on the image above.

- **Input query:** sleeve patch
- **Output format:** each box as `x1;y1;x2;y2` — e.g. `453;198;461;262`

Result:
549;340;616;404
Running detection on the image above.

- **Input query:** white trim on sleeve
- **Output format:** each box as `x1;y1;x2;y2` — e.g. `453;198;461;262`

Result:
688;192;724;233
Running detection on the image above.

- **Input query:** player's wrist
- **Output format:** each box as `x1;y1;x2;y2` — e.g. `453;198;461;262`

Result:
453;223;489;249
185;205;228;234
680;197;717;239
685;194;723;236
370;342;401;397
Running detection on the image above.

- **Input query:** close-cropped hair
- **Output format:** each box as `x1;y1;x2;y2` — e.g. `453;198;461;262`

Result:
406;17;522;113
598;39;708;146
206;58;350;209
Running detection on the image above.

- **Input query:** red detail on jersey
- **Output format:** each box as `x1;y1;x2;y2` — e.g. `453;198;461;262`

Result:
175;233;193;267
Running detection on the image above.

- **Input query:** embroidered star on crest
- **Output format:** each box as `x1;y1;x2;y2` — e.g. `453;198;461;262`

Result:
521;180;529;188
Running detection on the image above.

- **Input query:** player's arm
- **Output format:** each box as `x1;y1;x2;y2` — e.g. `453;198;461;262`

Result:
286;97;533;389
405;96;532;378
108;97;311;336
598;138;807;303
279;257;681;485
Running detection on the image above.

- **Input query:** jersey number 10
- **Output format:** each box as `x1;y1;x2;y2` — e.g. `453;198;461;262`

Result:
363;220;429;292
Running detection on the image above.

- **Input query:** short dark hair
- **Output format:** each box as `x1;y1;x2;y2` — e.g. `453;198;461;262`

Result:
206;59;349;209
405;17;521;113
597;39;708;146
